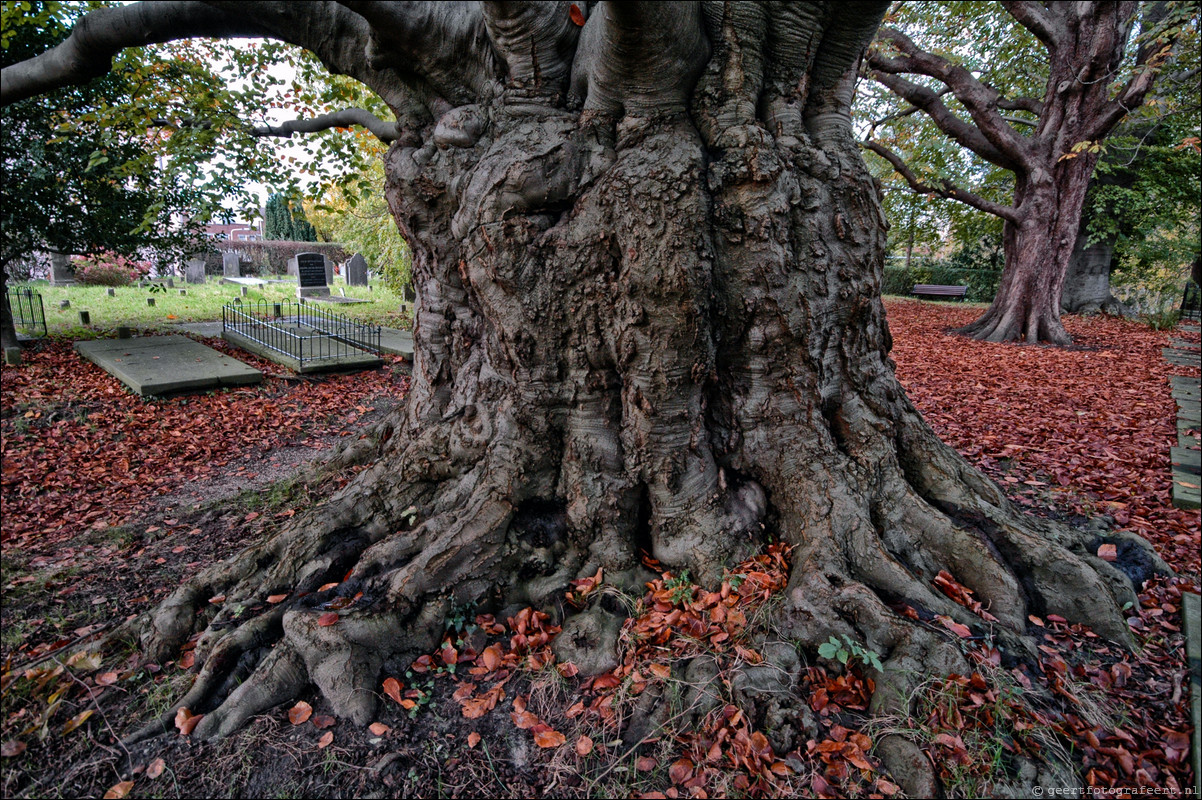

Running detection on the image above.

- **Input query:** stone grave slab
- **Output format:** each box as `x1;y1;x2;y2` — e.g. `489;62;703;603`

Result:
75;335;261;396
222;252;241;278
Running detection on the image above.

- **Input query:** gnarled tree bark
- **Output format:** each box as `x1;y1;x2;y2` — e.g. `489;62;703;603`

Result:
3;2;1168;788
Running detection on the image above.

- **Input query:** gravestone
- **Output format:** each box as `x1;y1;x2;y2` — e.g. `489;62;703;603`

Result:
323;255;334;285
345;253;369;286
166;278;174;289
185;257;206;284
106;288;115;297
295;252;330;298
48;251;76;285
222;252;241;278
287;256;298;277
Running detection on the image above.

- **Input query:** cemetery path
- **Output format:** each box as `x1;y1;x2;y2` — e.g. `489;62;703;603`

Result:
0;305;1197;800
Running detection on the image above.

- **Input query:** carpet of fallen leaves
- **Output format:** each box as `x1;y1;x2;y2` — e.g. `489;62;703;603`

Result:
1;304;1198;800
1;336;409;551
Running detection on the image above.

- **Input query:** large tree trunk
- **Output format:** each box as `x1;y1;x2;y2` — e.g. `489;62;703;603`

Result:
105;6;1164;786
1061;231;1130;315
959;166;1094;344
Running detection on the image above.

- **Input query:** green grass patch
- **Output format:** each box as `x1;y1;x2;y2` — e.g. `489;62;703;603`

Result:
12;276;411;333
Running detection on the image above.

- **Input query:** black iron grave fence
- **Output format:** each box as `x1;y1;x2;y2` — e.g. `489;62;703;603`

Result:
7;286;47;337
222;299;381;368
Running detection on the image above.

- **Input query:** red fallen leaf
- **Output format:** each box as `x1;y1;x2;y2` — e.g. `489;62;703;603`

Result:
266;594;288;604
935;615;972;638
636;756;658;771
209;594;225;605
103;781;134;799
648;663;671;680
467;731;481;748
452;682;477;702
178;651;195;669
533;728;566;748
146;758;165;779
568;3;585;26
441;644;459;665
1097;544;1118;561
480;644;503;672
317;731;334;748
288;701;313;725
556;662;579;678
96;671;119;686
511;709;540;729
311;714;336;729
174;708;202;736
317;582;339;592
244;511;260;522
576;735;594;756
669;757;694;784
382;677;403;704
316;612;339;627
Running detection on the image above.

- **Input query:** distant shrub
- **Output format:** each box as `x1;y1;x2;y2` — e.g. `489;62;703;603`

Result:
72;252;152;286
882;262;1002;302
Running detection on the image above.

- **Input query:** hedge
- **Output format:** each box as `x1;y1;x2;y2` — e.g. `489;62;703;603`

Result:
882;263;1002;302
202;241;350;276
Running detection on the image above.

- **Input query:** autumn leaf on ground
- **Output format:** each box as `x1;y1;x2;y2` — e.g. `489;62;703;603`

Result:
174;708;202;736
62;709;94;734
288;701;313;725
532;727;566;748
95;671;119;686
467;731;481;748
146;758;165;779
103;780;134;799
316;612;339;627
266;593;288;604
317;731;334;748
1;740;26;757
368;722;390;736
311;714;335;729
382;677;403;705
575;735;594;756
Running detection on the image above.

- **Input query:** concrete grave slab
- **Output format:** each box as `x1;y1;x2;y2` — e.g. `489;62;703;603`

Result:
75;335;261;396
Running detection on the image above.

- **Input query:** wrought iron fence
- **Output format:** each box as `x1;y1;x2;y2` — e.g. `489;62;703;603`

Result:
222;299;381;368
6;286;46;337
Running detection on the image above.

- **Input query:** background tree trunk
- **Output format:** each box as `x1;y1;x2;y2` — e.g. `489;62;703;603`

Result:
1061;231;1130;315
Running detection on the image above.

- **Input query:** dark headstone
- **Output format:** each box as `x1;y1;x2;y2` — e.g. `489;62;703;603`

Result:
59;299;70;310
222;252;241;278
346;253;369;286
79;311;90;325
296;252;330;298
147;298;155;307
117;326;131;339
107;288;115;297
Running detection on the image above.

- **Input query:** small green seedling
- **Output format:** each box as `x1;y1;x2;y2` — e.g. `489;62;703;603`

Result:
818;635;883;672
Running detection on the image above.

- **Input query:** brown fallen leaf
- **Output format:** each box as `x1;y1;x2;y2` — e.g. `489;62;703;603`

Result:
175;708;202;736
103;780;134;799
1098;543;1118;561
95;671;119;686
311;714;336;729
146;758;165;779
1;740;27;758
575;735;594;756
208;594;225;605
316;612;339;627
467;731;481;748
288;701;313;725
317;582;339;592
533;728;566;748
317;731;334;749
266;593;288;604
368;722;391;736
382;677;403;705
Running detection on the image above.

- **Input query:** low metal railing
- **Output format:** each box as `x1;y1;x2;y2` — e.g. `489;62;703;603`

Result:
222;300;381;368
7;287;46;337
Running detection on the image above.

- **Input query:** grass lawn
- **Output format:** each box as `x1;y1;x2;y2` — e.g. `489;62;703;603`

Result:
10;276;412;336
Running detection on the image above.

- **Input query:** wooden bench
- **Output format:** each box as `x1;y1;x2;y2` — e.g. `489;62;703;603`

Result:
912;284;967;301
